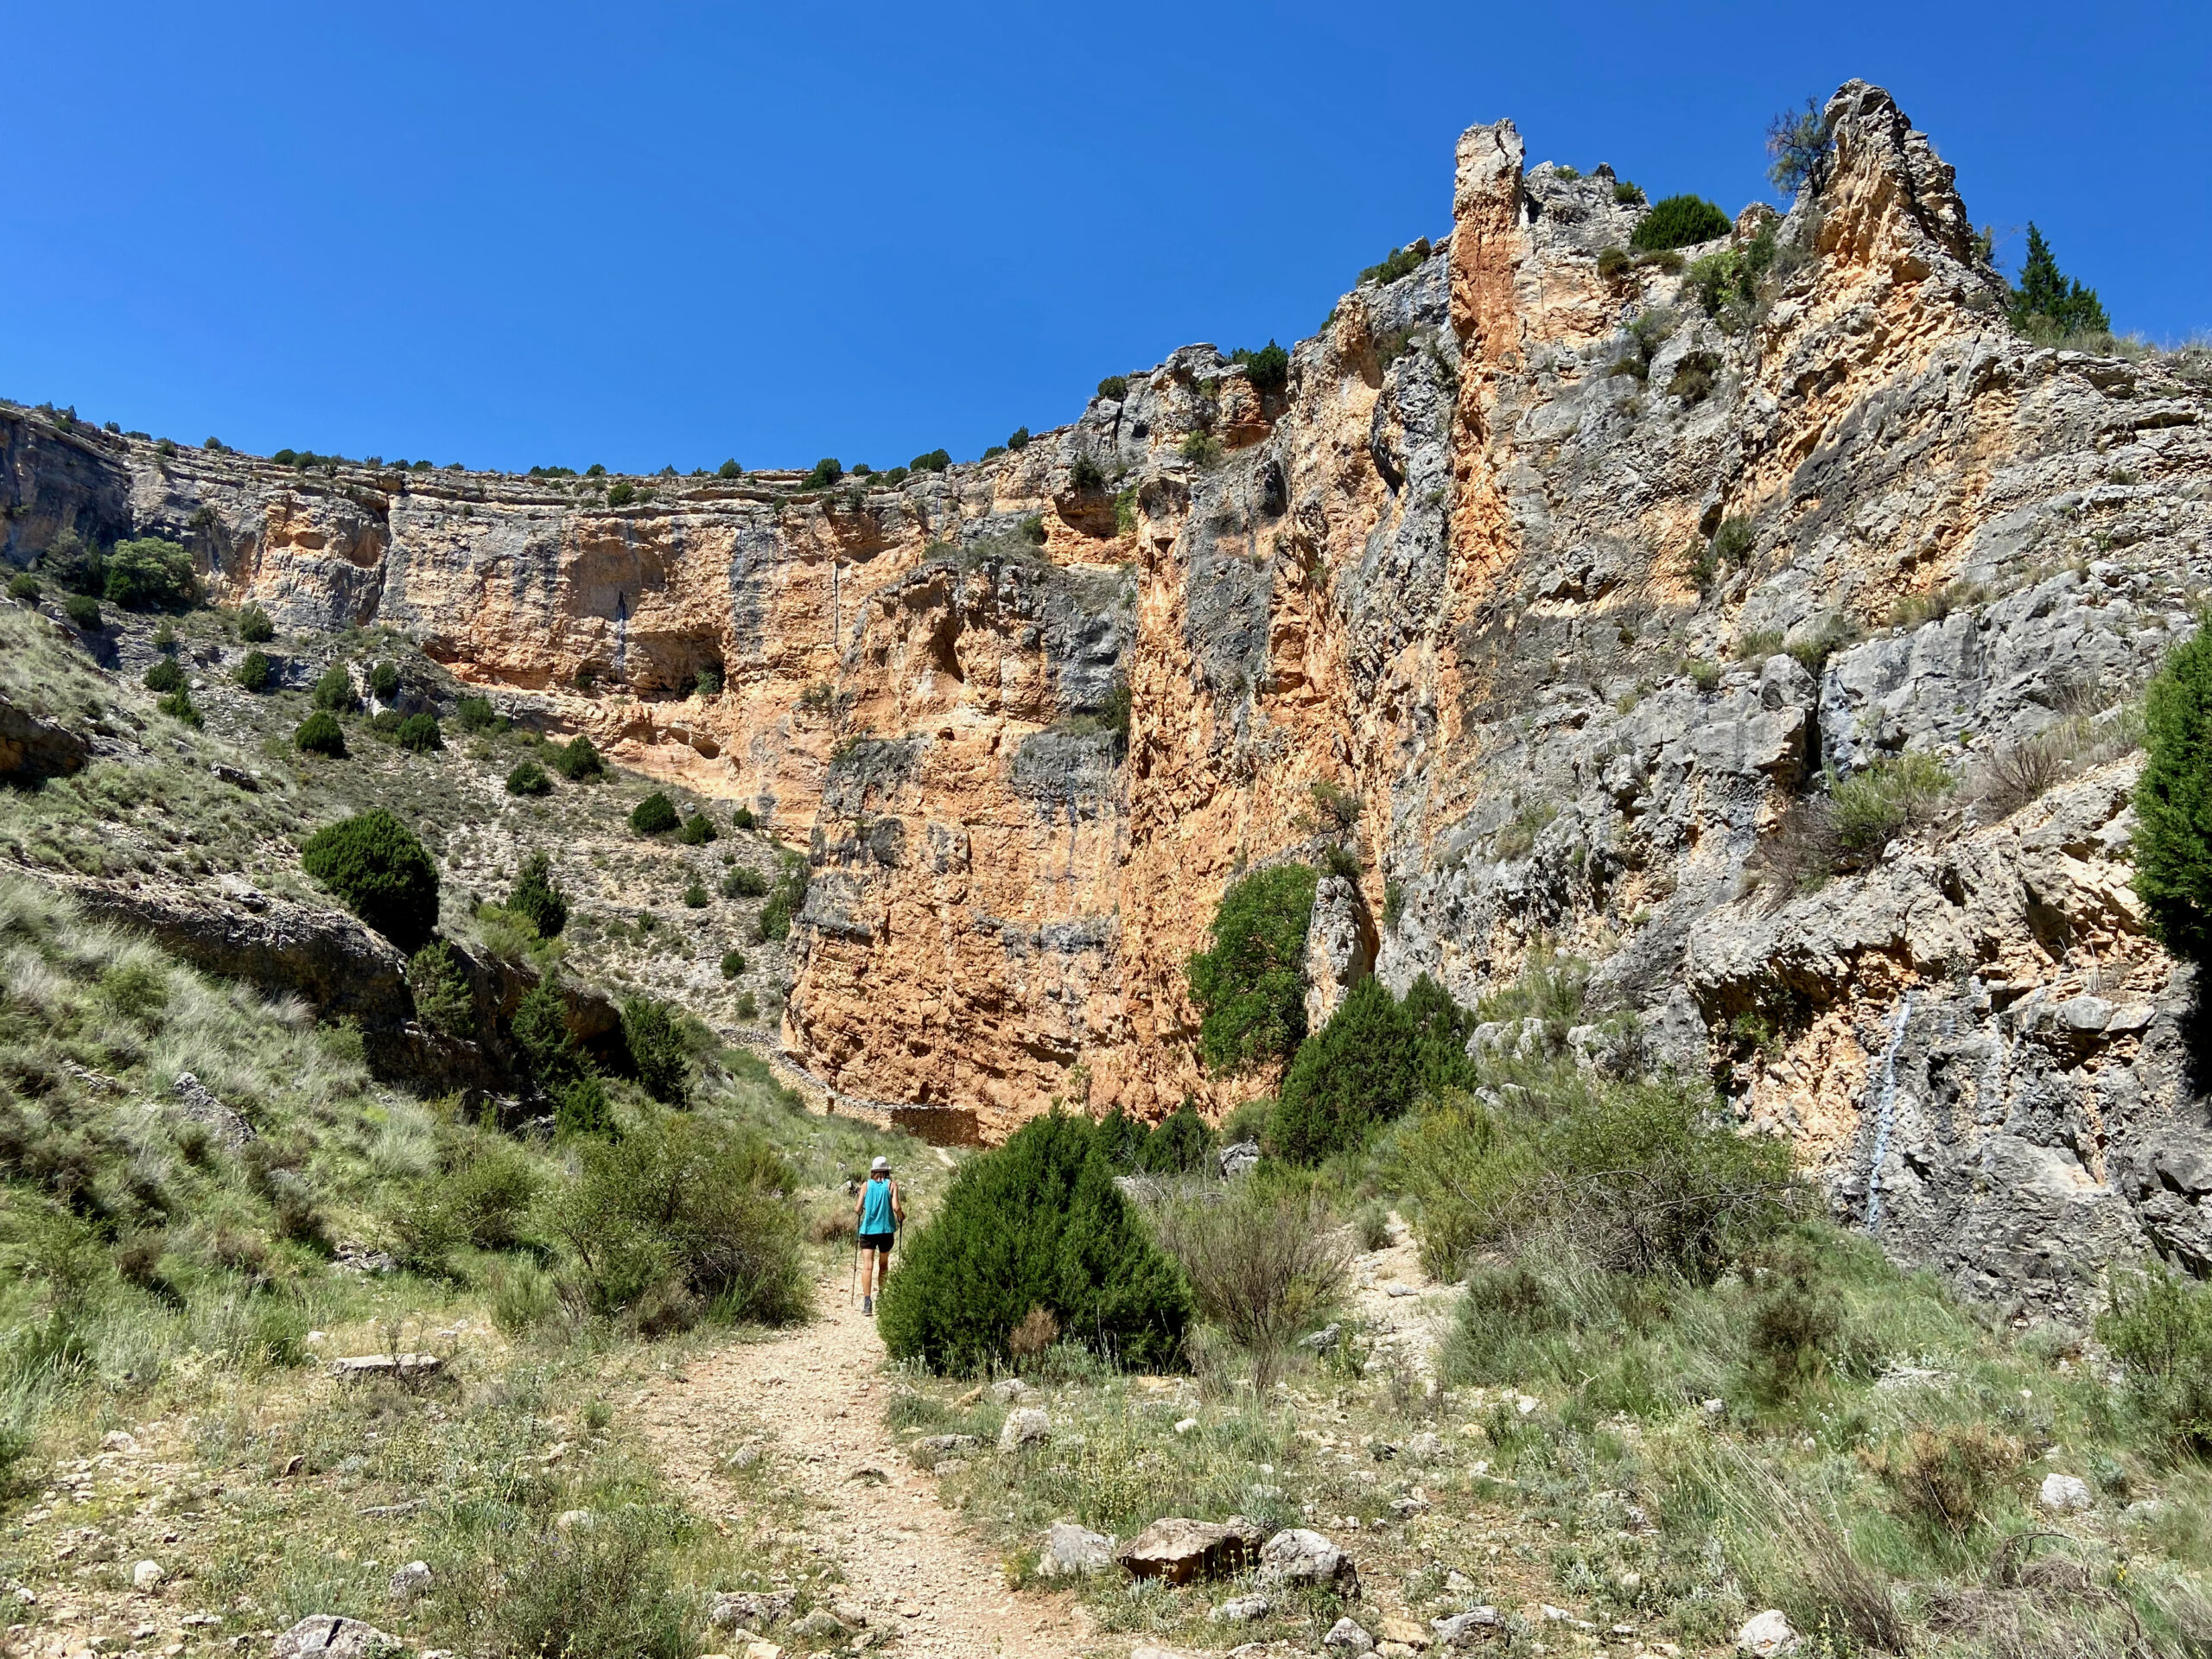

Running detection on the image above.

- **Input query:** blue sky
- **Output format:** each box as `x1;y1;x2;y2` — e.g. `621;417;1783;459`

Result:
5;1;2205;475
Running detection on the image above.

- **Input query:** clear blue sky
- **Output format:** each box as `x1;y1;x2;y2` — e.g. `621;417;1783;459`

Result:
6;1;2205;475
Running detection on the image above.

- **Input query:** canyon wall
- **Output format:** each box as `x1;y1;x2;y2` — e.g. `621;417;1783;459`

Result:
10;80;2212;1313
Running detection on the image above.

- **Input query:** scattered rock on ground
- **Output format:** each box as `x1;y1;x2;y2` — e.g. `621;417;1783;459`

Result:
1325;1617;1375;1653
1038;1522;1114;1578
912;1433;979;1455
386;1561;431;1600
990;1378;1036;1404
998;1408;1051;1451
1116;1516;1265;1583
1218;1140;1261;1179
330;1353;442;1380
1211;1594;1271;1622
1377;1615;1430;1648
2040;1472;2094;1511
1260;1527;1360;1593
173;1072;255;1148
273;1616;404;1659
1300;1322;1343;1353
1431;1609;1500;1645
709;1591;795;1630
1737;1609;1800;1656
131;1560;165;1591
793;1611;846;1638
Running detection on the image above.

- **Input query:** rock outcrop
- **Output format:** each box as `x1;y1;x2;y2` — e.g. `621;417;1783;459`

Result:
9;79;2212;1310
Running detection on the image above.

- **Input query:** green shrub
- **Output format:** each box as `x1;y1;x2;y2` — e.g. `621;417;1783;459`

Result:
717;458;742;478
877;1112;1189;1372
390;1132;540;1269
736;991;759;1020
311;664;357;711
156;688;201;728
682;880;709;909
2133;627;2212;958
233;649;272;692
1765;96;1834;194
755;859;810;942
1597;245;1630;280
454;694;497;731
910;448;950;474
371;709;405;741
1187;864;1319;1075
1137;1102;1216;1174
1402;1068;1794;1282
506;760;551;796
630;792;680;836
407;940;474;1036
720;949;746;980
369;660;401;701
551;1111;805;1325
396;713;442;753
723;867;768;899
103;537;194;609
509;852;569;938
606;481;636;507
803;457;843;489
8;572;41;601
300;809;440;951
555;1075;613;1140
621;998;690;1106
1713;516;1756;565
472;1505;690;1659
1006;426;1030;451
731;804;757;830
293;711;346;757
1150;1184;1346;1389
142;658;185;693
1359;243;1427;285
551;735;604;781
695;662;723;697
512;982;587;1091
1069;454;1107;493
675;812;717;845
2099;1271;2212;1451
1231;340;1289;393
1269;975;1477;1164
1613;179;1645;204
1179;432;1222;467
237;603;274;642
1096;375;1129;401
1630;194;1731;251
64;594;101;631
1830;752;1953;864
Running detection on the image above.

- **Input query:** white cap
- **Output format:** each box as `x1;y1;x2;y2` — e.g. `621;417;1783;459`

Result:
871;1156;890;1173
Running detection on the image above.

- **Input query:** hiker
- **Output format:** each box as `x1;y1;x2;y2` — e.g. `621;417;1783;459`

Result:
854;1154;904;1315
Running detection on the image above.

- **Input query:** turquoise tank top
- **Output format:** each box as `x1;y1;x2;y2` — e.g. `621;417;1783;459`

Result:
860;1177;896;1234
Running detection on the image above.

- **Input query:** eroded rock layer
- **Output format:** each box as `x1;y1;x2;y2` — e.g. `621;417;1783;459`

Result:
10;79;2212;1312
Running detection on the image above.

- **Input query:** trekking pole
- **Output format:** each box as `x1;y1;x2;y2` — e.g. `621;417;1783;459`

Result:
849;1243;861;1308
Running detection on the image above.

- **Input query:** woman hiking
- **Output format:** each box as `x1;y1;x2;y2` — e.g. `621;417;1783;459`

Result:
853;1155;904;1315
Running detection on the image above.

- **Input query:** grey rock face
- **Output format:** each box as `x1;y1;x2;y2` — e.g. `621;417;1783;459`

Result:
1218;1139;1262;1179
1304;875;1376;1031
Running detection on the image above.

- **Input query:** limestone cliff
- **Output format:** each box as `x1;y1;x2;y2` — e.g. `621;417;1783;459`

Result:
10;79;2212;1312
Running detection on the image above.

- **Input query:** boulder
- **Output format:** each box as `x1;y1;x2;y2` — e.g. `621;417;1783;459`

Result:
1115;1515;1264;1584
1325;1618;1375;1653
131;1560;165;1591
1218;1140;1262;1179
998;1408;1051;1451
1259;1527;1359;1594
0;694;89;780
1737;1609;1800;1656
272;1617;403;1659
2040;1472;2094;1512
173;1072;255;1149
386;1561;431;1600
1377;1615;1430;1649
1038;1522;1114;1578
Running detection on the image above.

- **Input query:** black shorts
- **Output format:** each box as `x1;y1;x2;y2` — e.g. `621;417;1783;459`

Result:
858;1232;894;1254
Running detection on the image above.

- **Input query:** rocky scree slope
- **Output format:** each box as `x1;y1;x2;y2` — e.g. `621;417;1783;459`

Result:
8;80;2212;1313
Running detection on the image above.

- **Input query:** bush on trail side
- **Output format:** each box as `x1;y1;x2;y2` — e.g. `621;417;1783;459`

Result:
1150;1184;1349;1389
512;981;588;1093
620;997;690;1107
550;1111;806;1330
1187;864;1319;1076
877;1112;1189;1373
300;809;440;952
508;851;569;939
1268;974;1477;1165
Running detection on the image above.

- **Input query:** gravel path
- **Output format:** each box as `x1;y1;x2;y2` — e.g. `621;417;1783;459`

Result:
637;1270;1094;1659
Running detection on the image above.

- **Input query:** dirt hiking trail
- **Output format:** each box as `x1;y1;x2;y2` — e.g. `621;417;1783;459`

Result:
637;1266;1091;1659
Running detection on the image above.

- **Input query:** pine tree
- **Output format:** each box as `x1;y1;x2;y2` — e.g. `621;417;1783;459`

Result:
2009;224;2110;340
2134;627;2212;961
